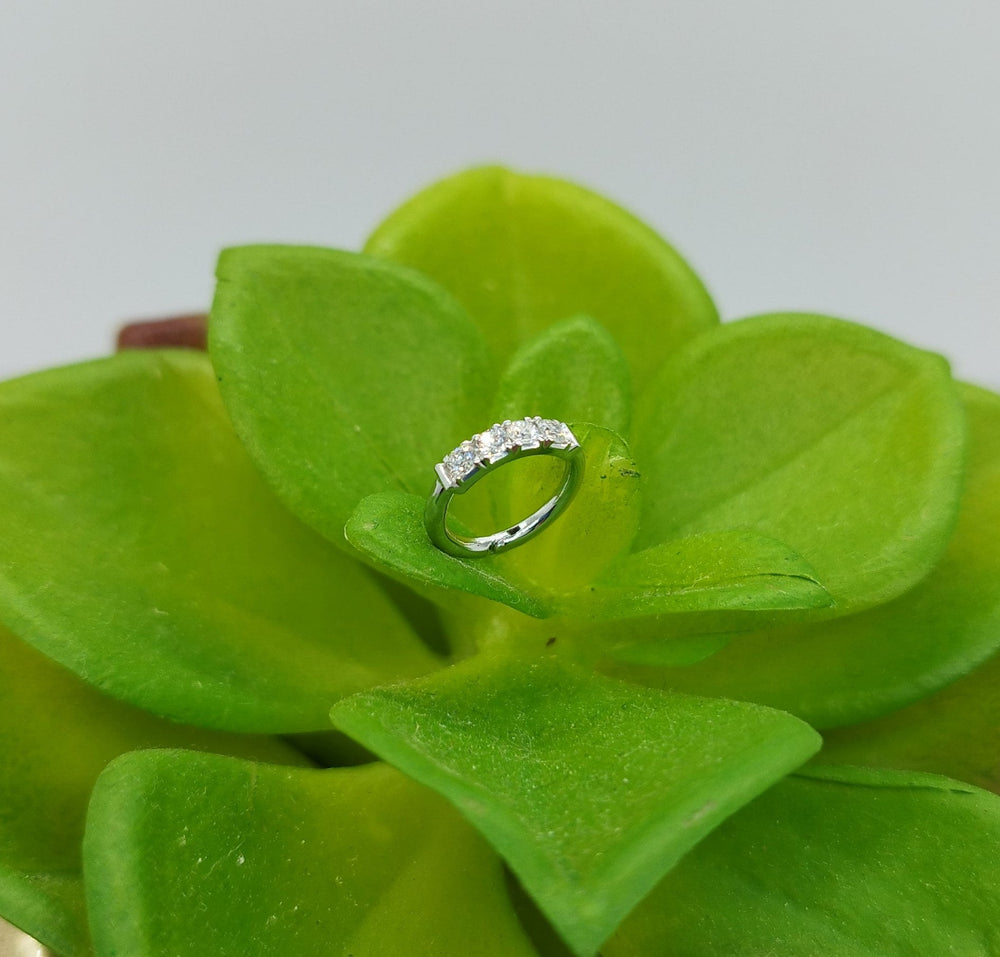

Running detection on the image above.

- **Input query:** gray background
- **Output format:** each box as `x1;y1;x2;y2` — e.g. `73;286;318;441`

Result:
2;1;997;386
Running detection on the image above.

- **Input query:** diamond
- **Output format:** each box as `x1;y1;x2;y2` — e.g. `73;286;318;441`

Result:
474;424;507;462
541;419;575;448
442;440;476;483
436;418;577;487
506;417;542;448
538;419;560;442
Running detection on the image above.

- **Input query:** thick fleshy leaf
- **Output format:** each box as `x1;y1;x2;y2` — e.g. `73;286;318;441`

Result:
608;766;1000;955
0;350;438;732
484;319;638;597
626;383;1000;727
345;491;551;617
84;751;539;957
576;530;830;632
633;313;965;614
0;622;307;957
605;633;734;668
365;166;718;388
345;426;641;615
822;646;1000;793
210;244;494;545
331;653;821;957
493;315;631;435
485;425;642;597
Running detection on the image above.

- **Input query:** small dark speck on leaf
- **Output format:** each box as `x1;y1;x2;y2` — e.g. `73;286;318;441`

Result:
619;468;640;478
546;636;557;647
600;474;608;480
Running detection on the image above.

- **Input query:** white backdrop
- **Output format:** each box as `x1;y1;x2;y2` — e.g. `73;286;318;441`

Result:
2;1;997;386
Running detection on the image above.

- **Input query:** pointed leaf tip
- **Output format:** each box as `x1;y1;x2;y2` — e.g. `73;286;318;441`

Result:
331;654;820;956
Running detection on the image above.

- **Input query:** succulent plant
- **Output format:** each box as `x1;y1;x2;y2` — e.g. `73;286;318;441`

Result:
1;166;998;957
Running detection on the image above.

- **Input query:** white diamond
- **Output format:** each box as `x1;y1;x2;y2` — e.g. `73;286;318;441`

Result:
538;419;560;442
474;424;507;462
443;440;476;482
542;419;575;447
506;417;542;448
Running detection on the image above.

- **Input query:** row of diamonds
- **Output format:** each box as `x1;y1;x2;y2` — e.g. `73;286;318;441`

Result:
437;417;577;486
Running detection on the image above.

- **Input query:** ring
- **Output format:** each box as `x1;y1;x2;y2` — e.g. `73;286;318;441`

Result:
425;417;584;557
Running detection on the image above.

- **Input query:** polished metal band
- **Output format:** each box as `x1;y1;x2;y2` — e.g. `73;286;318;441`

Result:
425;417;584;557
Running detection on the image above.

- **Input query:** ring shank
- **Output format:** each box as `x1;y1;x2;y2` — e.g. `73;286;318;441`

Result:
425;444;583;556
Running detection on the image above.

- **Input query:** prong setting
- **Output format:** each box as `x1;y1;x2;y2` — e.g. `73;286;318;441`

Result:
436;417;578;487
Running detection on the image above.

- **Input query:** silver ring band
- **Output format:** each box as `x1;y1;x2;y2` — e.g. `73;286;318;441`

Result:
425;417;584;557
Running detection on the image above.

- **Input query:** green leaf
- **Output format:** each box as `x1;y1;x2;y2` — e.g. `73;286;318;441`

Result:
345;491;552;617
0;351;439;732
493;315;631;435
633;313;965;614
623;383;1000;729
0;622;307;957
84;752;539;957
331;653;821;957
365;166;718;389
210;244;494;545
487;425;643;597
345;426;642;616
821;388;1000;782
607;766;1000;955
344;314;642;608
577;529;831;628
606;633;734;668
820;648;1000;793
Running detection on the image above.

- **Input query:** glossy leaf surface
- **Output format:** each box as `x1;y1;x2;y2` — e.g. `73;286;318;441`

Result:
331;653;821;956
633;313;965;614
210;244;494;545
0;622;306;957
85;752;538;957
608;766;1000;955
632;384;1000;727
365;166;718;388
0;351;438;732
